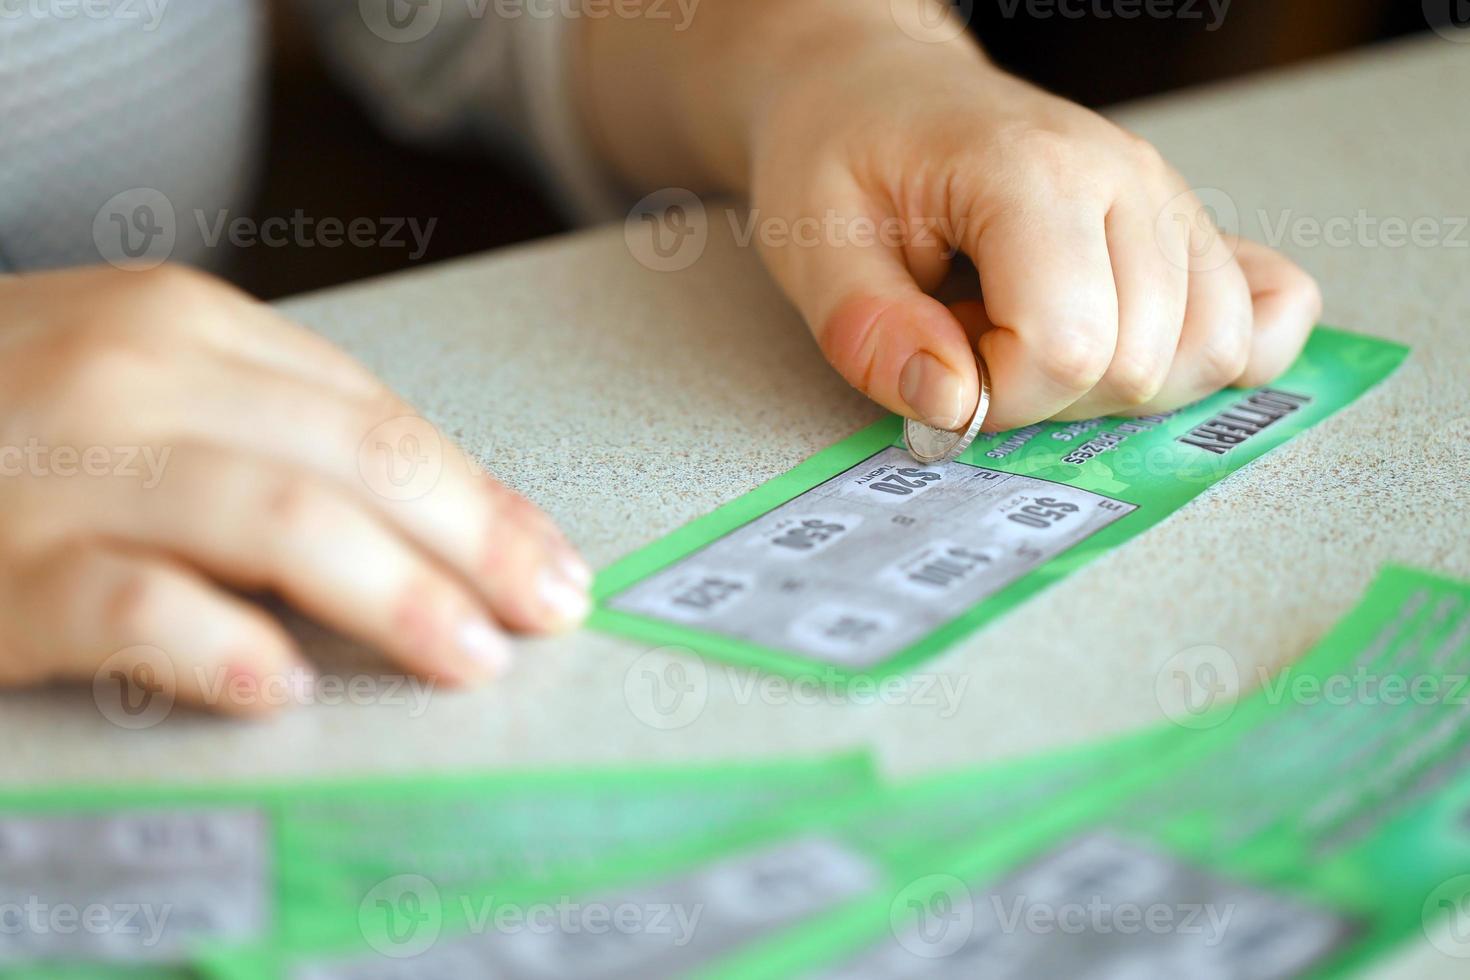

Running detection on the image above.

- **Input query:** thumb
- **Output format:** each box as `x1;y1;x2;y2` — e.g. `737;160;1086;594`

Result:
767;207;980;430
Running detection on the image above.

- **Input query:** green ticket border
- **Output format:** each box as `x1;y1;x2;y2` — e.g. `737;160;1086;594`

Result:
590;327;1409;680
0;753;879;979
701;566;1470;980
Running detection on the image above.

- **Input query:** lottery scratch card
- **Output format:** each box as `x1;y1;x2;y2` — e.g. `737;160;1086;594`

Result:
592;327;1407;678
706;567;1470;980
0;755;875;978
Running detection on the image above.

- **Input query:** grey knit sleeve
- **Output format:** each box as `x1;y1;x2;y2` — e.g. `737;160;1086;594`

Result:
295;1;626;224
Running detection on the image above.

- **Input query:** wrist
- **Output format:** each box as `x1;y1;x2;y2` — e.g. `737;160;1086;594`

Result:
691;0;989;190
578;0;988;198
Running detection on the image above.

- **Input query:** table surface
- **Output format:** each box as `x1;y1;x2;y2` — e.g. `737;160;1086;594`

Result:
3;32;1467;978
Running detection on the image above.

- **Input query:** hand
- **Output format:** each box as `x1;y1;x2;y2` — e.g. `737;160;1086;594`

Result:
0;265;591;714
746;42;1323;432
581;0;1321;432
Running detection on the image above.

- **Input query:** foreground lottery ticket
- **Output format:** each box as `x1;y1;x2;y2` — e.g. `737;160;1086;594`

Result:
0;754;876;978
200;730;1179;980
593;327;1408;678
708;566;1470;980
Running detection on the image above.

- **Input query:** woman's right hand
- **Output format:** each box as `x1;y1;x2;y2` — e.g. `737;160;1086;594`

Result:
0;265;591;715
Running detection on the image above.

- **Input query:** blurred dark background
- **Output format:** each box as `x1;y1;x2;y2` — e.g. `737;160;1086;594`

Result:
239;0;1439;300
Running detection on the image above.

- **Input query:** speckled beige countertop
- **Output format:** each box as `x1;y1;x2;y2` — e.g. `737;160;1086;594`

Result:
1;31;1467;978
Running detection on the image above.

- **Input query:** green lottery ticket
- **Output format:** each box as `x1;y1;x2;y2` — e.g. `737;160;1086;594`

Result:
203;729;1178;980
0;754;876;978
592;327;1408;679
707;565;1470;980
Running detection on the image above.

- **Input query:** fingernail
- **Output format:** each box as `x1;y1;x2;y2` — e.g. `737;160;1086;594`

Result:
538;567;592;626
555;547;594;590
458;617;512;675
900;351;966;430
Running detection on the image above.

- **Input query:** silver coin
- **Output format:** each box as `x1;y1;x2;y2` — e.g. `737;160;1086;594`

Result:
903;356;992;464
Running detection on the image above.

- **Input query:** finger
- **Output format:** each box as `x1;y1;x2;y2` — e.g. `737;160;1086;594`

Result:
120;359;591;634
1226;236;1322;387
968;203;1120;430
1124;219;1253;413
0;543;303;717
3;265;382;399
67;446;527;684
1056;193;1189;419
764;191;981;430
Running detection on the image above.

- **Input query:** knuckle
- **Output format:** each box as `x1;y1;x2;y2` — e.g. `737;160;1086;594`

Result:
989;126;1081;192
1123;130;1169;175
265;474;337;533
1197;325;1252;385
119;262;214;302
1035;328;1113;391
1000;125;1076;166
1295;272;1325;322
1107;354;1168;406
38;331;155;413
108;264;234;333
103;568;173;639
